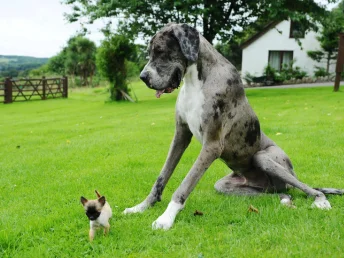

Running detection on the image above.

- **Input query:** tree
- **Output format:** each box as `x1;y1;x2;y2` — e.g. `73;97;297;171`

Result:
215;39;242;70
64;36;96;86
96;34;135;101
63;0;337;44
307;1;344;75
47;50;67;76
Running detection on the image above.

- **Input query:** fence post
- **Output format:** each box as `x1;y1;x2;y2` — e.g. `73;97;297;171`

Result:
4;77;13;104
334;33;344;92
42;76;46;100
63;76;68;98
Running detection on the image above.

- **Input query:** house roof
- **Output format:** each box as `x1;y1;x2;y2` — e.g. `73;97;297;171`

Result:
240;20;282;49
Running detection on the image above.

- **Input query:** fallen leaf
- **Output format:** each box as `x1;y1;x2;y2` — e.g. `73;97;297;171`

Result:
194;210;203;216
248;205;259;213
276;132;282;135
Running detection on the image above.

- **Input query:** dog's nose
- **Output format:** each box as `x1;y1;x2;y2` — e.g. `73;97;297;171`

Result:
140;71;151;87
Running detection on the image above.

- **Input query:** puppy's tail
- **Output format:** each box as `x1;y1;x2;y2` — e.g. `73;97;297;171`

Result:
314;188;344;195
95;190;102;198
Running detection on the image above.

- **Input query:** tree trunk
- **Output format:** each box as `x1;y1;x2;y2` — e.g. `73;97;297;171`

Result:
90;74;93;86
202;0;216;44
326;51;331;80
326;52;330;74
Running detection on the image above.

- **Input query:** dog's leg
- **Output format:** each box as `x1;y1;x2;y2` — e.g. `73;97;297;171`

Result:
152;142;221;230
214;172;268;195
89;228;95;242
314;188;344;195
104;223;110;235
124;122;192;214
215;173;295;207
253;150;331;209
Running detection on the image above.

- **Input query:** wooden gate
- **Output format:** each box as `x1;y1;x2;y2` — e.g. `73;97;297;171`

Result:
1;77;68;104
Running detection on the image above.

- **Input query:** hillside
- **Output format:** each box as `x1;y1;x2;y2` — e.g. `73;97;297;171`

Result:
0;55;49;78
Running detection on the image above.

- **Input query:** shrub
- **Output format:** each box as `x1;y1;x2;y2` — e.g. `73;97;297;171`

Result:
243;72;254;85
314;66;330;78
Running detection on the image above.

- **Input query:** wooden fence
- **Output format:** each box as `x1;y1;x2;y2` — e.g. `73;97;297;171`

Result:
0;77;68;103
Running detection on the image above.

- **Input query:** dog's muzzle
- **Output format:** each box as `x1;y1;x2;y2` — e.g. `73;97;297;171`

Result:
140;71;151;88
140;68;182;98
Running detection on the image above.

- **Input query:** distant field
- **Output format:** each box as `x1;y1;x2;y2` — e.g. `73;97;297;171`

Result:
0;82;343;257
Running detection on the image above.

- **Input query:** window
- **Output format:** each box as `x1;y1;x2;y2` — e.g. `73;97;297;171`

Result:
268;51;293;71
290;21;306;38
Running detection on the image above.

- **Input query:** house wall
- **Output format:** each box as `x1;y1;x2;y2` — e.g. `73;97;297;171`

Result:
241;20;335;81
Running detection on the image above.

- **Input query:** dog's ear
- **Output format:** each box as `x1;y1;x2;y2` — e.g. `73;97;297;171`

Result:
80;196;88;206
95;190;101;198
98;196;106;206
172;24;200;62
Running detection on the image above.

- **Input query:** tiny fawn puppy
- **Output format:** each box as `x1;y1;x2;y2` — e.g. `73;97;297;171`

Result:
80;190;112;241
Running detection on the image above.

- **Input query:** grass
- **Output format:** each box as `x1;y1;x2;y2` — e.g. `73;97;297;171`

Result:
0;81;343;257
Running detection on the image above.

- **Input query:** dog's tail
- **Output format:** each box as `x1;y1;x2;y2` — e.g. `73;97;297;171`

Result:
95;190;102;198
314;188;344;195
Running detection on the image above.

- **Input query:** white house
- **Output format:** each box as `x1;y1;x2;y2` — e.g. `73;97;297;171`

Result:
241;20;335;80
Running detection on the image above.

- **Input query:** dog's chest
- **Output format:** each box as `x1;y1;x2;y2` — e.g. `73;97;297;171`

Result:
176;65;204;143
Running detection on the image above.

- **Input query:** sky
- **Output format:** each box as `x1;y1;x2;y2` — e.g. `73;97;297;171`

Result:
0;0;106;58
0;0;339;58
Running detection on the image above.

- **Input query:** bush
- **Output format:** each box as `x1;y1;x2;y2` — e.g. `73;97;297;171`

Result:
243;72;254;85
314;67;330;78
252;63;308;86
96;34;135;101
125;60;141;80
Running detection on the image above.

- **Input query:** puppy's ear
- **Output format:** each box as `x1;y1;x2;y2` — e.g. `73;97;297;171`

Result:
172;24;200;62
98;196;106;206
80;196;88;206
95;190;101;198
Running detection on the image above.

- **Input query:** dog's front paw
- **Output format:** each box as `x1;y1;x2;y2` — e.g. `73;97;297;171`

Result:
311;196;331;210
123;202;149;214
152;215;174;230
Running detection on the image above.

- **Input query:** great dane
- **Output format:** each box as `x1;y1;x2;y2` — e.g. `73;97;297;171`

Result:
124;23;343;230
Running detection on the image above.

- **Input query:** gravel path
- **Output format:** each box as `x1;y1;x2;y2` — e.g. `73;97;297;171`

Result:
246;81;344;89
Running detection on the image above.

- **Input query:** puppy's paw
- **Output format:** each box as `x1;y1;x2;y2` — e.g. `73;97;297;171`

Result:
152;215;174;230
123;202;148;214
311;196;331;210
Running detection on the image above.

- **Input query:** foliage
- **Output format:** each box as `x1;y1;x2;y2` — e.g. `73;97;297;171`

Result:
263;65;277;80
1;85;344;257
96;34;135;101
215;39;242;70
63;0;337;44
64;36;97;86
279;62;308;80
44;36;97;86
125;60;141;80
243;72;254;85
314;66;331;78
307;1;344;73
256;62;308;85
28;64;50;77
47;51;67;75
0;55;49;78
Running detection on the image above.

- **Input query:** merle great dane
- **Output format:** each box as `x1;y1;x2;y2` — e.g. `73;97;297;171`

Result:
124;23;343;230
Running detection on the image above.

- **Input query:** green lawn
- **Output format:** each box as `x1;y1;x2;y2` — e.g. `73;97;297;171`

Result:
0;82;343;257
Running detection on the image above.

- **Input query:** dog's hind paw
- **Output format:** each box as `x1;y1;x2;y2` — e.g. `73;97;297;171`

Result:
311;196;331;210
